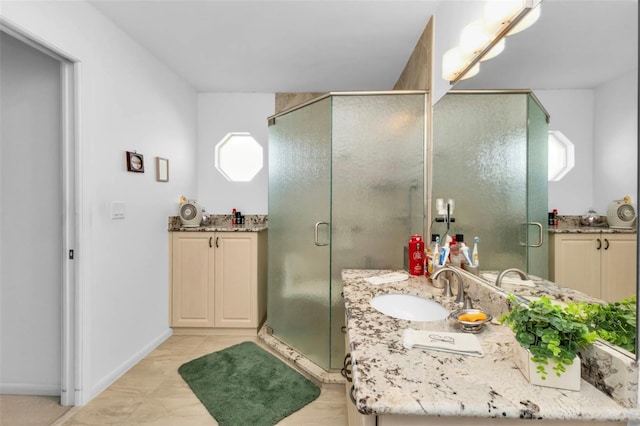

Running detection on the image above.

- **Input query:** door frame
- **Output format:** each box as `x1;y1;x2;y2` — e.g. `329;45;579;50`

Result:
0;18;83;406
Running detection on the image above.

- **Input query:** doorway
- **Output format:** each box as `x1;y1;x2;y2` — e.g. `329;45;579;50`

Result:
0;24;78;408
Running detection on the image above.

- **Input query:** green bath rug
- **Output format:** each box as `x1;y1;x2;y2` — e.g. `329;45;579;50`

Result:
178;341;320;426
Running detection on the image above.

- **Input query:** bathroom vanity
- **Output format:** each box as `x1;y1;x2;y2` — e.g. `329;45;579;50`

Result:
549;227;636;303
342;269;640;425
168;216;268;335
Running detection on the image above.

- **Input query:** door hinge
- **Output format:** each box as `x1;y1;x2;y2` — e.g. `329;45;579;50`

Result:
68;250;74;260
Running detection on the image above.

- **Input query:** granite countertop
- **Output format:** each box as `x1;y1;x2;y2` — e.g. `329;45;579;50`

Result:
550;215;636;234
343;269;640;422
167;215;267;232
549;227;635;234
172;223;268;232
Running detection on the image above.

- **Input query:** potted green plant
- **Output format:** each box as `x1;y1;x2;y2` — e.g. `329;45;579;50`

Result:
500;295;597;391
568;297;636;353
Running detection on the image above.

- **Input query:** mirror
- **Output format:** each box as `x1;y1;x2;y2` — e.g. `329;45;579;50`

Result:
453;0;637;217
433;0;638;355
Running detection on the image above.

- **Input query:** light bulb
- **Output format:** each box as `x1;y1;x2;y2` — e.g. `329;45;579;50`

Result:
484;0;522;35
459;63;480;81
442;47;480;82
480;38;505;61
460;20;492;55
507;4;541;35
442;47;468;81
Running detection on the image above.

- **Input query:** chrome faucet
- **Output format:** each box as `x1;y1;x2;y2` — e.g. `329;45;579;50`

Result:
431;266;465;305
495;268;530;288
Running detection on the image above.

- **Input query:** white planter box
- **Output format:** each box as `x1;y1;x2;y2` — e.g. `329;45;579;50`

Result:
514;344;581;391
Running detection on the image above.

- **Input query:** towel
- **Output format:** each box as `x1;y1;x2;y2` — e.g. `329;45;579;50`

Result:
402;329;485;358
365;272;409;285
481;273;536;287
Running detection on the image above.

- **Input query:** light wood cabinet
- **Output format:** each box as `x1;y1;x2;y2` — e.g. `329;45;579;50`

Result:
549;233;636;302
601;235;637;302
170;231;267;333
171;233;216;327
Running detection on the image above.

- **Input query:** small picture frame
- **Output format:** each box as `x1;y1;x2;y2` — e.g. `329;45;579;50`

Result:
126;151;144;173
156;157;169;182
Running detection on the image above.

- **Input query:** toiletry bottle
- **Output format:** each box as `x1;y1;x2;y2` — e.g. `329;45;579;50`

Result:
450;234;463;266
553;209;558;229
425;234;440;276
472;237;479;267
460;241;473;266
408;235;424;276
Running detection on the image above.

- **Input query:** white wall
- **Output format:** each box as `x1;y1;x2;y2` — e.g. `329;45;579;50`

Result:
197;93;274;214
0;1;198;403
537;69;638;217
535;90;595;215
593;69;638;215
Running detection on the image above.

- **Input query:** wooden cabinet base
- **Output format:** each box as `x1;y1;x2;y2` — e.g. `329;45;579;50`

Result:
169;230;268;331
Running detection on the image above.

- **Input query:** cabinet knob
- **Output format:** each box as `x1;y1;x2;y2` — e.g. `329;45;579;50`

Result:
215;237;219;248
209;237;212;248
596;238;602;250
341;353;352;382
604;238;610;250
350;385;368;414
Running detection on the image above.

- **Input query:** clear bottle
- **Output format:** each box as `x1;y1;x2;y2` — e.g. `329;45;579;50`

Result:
425;234;440;276
450;234;464;267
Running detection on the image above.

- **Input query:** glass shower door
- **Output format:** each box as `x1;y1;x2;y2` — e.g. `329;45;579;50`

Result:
526;94;549;278
267;98;332;369
330;93;425;368
432;93;528;271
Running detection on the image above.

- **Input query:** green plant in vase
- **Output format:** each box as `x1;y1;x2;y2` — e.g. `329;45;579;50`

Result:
501;295;597;380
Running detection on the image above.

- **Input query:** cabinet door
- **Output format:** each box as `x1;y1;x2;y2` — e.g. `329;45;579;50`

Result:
601;234;637;303
550;234;601;298
171;233;215;327
214;232;257;328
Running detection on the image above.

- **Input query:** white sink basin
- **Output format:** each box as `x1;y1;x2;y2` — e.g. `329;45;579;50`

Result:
369;294;450;322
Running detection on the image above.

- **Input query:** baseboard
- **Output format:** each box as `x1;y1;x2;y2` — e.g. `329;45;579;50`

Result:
88;328;173;402
172;327;258;336
0;383;60;395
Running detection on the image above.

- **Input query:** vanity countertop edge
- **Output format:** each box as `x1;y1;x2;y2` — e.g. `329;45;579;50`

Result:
167;214;267;232
549;227;635;234
342;269;640;422
169;225;267;232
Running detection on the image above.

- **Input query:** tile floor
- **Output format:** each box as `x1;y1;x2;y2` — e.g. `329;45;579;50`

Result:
1;395;71;426
53;335;348;425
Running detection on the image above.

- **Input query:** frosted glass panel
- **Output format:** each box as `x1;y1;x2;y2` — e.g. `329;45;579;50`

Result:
267;98;331;369
330;94;425;367
433;94;527;271
527;95;549;278
268;92;426;370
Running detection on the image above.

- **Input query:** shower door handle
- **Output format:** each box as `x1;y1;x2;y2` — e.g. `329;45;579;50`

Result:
519;222;544;247
314;221;329;246
528;222;544;248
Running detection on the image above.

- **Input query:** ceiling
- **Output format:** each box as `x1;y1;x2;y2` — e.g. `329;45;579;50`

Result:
89;0;637;93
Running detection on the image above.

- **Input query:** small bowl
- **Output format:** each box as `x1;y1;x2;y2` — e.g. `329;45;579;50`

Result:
449;308;493;334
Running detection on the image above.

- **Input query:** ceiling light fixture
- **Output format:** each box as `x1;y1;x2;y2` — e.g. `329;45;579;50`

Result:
443;0;543;84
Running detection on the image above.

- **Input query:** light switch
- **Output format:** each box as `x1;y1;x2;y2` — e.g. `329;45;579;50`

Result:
111;201;125;219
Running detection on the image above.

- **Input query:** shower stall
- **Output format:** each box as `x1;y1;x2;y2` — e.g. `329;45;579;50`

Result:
267;92;427;370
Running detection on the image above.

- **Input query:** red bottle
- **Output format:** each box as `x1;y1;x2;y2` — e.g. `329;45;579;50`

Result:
408;235;424;276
